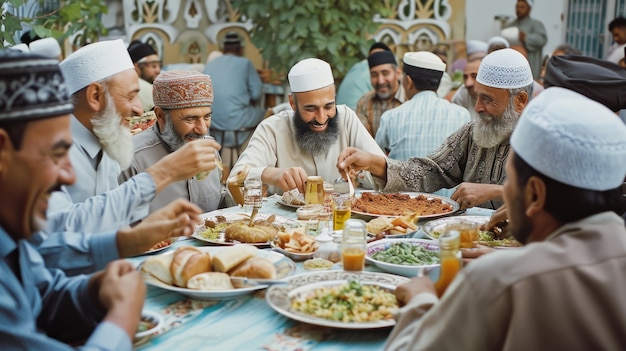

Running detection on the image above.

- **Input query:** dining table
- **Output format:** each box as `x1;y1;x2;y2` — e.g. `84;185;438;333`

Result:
129;193;494;351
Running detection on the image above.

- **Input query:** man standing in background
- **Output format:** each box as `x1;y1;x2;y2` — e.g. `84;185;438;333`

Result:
502;0;547;79
127;40;161;112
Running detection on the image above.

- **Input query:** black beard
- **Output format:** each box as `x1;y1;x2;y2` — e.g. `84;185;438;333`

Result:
293;108;340;156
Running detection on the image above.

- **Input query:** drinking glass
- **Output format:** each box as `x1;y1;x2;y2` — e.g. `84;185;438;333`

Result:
243;178;263;213
332;194;351;231
341;219;367;271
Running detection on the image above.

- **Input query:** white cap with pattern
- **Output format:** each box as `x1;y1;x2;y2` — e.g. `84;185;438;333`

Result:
511;87;626;191
476;48;533;89
288;58;334;93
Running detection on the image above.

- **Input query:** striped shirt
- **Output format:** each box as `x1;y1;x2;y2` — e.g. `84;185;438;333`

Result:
356;84;406;137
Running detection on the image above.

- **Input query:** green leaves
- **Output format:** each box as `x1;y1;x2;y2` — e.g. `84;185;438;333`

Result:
232;0;399;82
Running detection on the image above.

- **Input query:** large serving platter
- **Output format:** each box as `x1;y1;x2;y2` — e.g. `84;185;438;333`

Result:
366;238;440;277
192;212;299;248
140;247;296;300
266;271;409;329
351;192;460;220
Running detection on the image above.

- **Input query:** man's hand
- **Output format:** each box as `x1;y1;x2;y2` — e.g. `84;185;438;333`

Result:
485;204;508;231
262;167;308;193
395;277;436;307
337;147;387;179
116;199;203;257
451;183;503;210
94;260;146;338
147;138;222;193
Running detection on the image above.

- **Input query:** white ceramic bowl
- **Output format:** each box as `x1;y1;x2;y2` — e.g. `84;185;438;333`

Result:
366;238;439;277
134;310;163;345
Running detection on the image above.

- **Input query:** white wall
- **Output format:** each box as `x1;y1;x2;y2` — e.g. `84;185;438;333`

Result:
465;0;567;57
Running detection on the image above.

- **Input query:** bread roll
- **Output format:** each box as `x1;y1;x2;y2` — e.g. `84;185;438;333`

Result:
224;222;277;243
142;253;174;285
212;244;257;273
170;246;212;287
187;272;234;291
229;256;276;279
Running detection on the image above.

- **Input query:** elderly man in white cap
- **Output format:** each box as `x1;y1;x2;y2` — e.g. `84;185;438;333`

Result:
0;49;203;349
385;87;626;350
501;0;547;79
375;51;469;196
230;57;384;195
355;50;406;137
120;70;232;214
339;48;533;209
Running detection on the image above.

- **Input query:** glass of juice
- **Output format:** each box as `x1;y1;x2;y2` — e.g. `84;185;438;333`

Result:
341;219;367;271
434;230;462;297
332;194;351;231
447;219;479;249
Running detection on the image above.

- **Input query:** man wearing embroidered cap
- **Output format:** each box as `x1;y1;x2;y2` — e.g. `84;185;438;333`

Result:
0;49;203;350
231;57;383;195
41;40;219;273
502;0;547;79
375;52;469;197
339;49;533;210
127;40;161;111
385;87;626;350
120;70;232;214
355;50;406;137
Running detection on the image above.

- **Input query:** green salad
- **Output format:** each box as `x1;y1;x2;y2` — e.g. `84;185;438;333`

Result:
370;242;439;266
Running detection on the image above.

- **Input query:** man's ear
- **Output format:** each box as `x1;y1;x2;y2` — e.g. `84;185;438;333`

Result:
288;93;296;111
84;82;106;112
154;107;166;133
0;130;13;174
514;90;529;113
524;175;546;217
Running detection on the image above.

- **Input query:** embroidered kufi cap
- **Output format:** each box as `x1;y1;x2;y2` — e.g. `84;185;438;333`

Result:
10;44;30;53
29;38;61;59
288;58;334;93
476;48;533;89
501;27;521;46
487;36;510;49
368;51;397;68
0;50;73;121
466;40;488;56
60;39;134;94
127;40;157;63
511;87;626;191
153;70;213;109
543;54;626;112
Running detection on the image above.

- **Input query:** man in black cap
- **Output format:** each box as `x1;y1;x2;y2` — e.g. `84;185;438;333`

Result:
355;50;406;137
128;40;162;111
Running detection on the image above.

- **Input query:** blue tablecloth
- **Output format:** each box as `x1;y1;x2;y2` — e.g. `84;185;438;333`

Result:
131;194;493;350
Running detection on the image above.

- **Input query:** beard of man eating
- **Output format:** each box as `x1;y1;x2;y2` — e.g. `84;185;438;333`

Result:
159;113;207;152
472;94;520;149
292;105;340;156
90;89;134;169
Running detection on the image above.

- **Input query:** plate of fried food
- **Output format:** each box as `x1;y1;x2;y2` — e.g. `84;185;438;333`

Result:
270;231;319;261
266;271;409;329
351;192;459;219
366;212;420;241
276;189;305;208
192;212;299;248
422;216;522;248
140;245;296;300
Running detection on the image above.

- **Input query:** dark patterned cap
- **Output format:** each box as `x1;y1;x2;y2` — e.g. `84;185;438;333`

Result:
0;49;73;122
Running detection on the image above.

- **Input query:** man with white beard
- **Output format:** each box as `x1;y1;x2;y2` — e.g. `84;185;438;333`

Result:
119;70;231;214
230;58;384;195
40;40;221;274
337;49;533;210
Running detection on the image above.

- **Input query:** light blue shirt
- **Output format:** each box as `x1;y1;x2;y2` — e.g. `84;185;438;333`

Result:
0;226;131;350
376;91;470;197
337;59;373;111
204;54;264;147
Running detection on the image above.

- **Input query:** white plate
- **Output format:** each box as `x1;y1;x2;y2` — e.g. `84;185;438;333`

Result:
270;240;316;261
421;215;522;248
142;237;180;255
276;198;303;208
266;271;409;329
366;238;440;277
192;212;299;248
140;247;296;300
351;192;460;219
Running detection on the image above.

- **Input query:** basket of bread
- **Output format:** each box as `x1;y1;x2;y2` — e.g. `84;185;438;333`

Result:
366;212;420;241
140;244;293;300
270;231;319;261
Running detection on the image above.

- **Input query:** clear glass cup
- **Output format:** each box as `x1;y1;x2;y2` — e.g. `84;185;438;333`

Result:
243;178;263;213
341;219;367;271
446;219;479;249
332;194;351;231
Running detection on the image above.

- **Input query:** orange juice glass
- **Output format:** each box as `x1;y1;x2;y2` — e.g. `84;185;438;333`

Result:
341;219;367;271
434;230;462;297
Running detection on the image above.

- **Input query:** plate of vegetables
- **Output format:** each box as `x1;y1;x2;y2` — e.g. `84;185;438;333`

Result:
366;238;440;277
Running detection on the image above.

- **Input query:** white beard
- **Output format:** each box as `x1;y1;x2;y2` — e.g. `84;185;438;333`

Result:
91;92;134;169
472;100;519;148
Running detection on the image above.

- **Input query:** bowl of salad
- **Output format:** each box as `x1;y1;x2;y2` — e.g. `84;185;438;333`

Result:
365;238;440;277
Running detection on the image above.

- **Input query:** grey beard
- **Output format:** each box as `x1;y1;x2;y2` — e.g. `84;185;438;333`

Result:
159;118;186;151
472;101;519;148
91;92;134;169
293;108;340;156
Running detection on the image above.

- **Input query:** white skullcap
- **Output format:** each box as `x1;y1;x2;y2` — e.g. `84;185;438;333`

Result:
466;40;488;55
288;58;334;92
10;44;30;53
29;38;61;59
487;36;510;49
403;51;446;72
501;27;521;46
60;39;134;94
476;48;533;89
511;87;626;191
524;0;534;8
